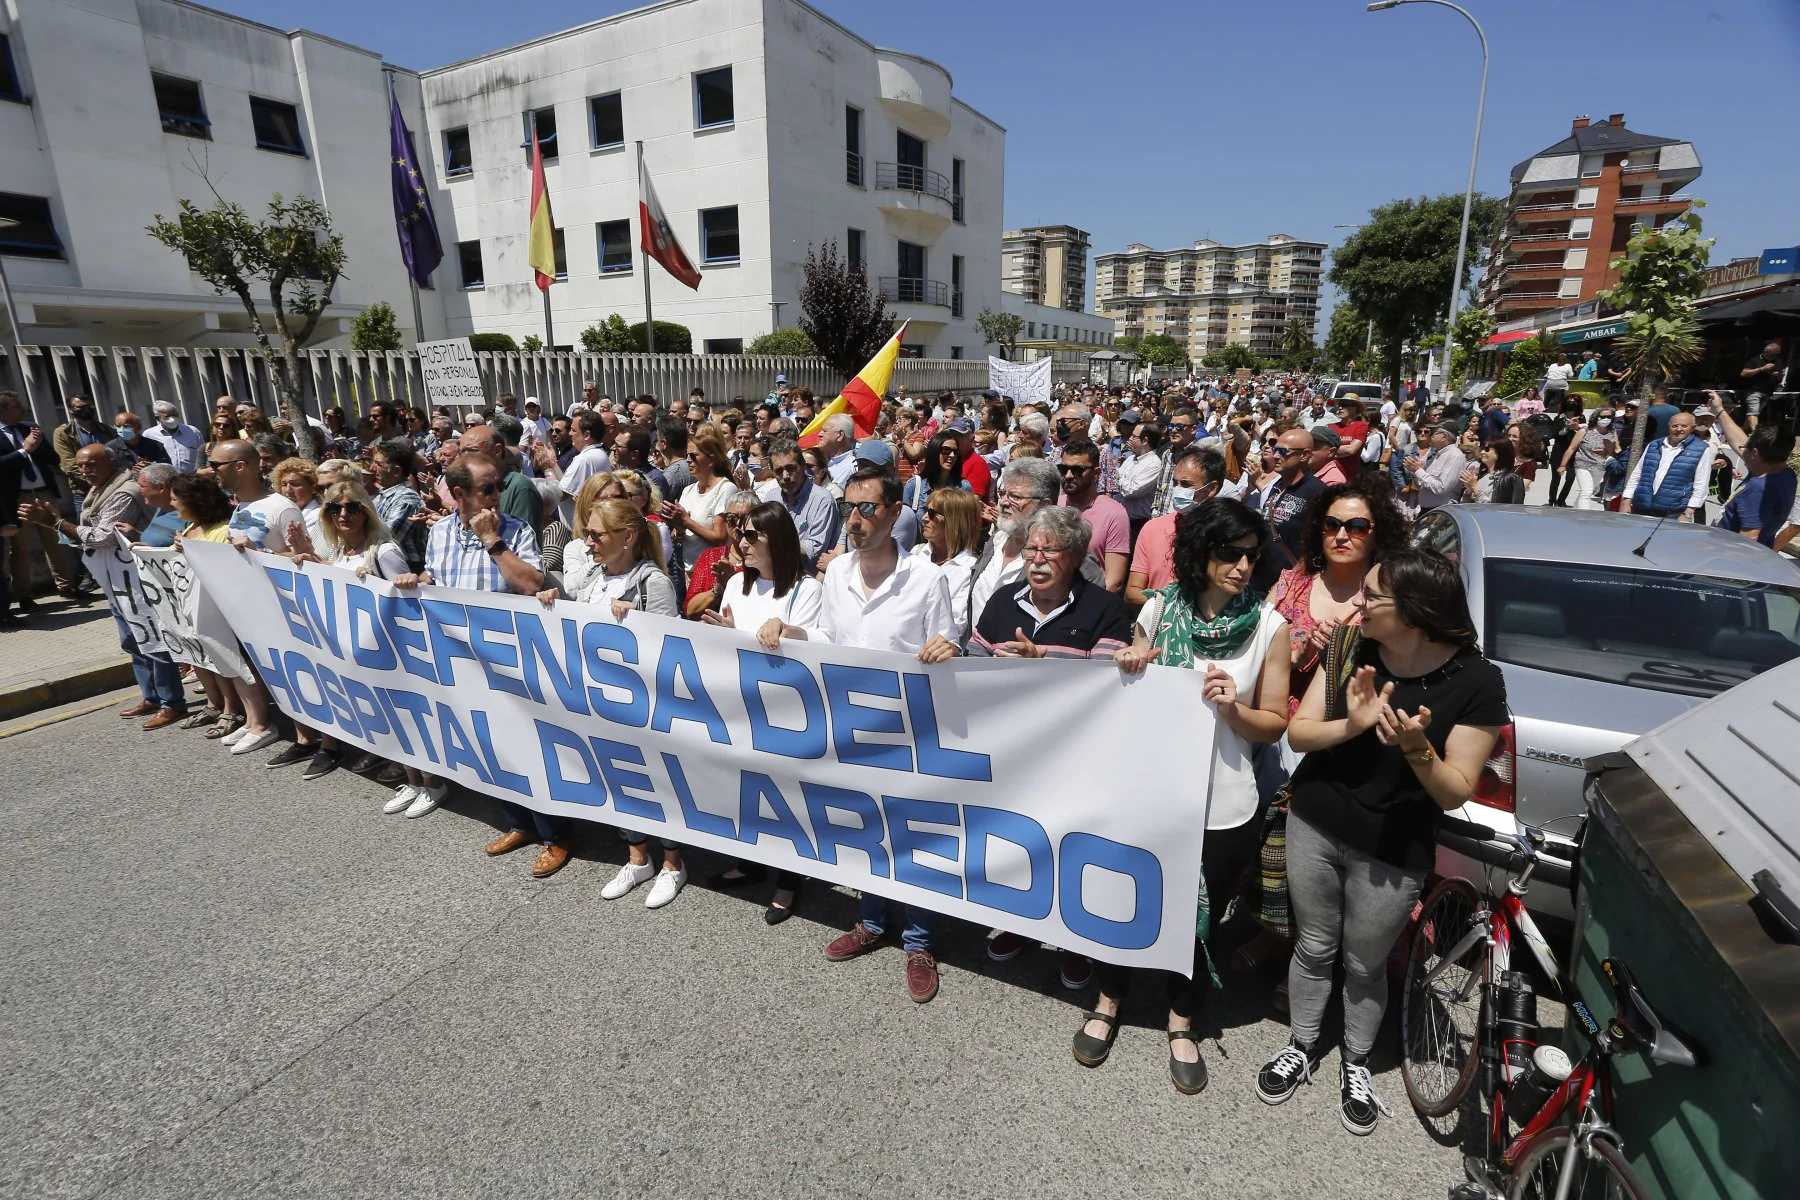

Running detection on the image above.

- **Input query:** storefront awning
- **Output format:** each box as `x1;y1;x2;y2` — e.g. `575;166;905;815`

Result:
1485;329;1535;347
1556;319;1629;345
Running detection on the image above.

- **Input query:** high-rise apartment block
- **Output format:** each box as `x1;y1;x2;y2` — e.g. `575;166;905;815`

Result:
1093;234;1324;361
1477;113;1700;321
1001;225;1089;311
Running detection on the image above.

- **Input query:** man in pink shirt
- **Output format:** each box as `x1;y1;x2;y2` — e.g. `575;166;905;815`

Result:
1125;447;1225;610
1056;437;1129;593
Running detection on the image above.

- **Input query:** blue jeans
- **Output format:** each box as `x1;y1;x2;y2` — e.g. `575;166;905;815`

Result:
860;894;934;952
624;830;680;854
113;613;185;710
502;801;568;846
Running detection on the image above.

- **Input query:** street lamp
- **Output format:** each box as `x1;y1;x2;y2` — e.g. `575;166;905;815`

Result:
1367;0;1488;397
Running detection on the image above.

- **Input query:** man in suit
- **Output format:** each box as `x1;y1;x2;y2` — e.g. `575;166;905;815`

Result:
0;390;78;620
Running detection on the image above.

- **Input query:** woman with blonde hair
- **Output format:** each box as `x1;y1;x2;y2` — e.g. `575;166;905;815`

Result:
664;425;740;576
911;487;982;645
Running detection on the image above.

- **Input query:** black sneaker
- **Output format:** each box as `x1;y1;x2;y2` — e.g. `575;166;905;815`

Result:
301;748;340;781
1256;1039;1322;1105
1339;1059;1388;1136
265;742;312;769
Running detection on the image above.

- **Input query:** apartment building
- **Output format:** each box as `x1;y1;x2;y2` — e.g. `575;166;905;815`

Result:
1476;113;1701;322
1093;234;1324;360
1000;224;1089;312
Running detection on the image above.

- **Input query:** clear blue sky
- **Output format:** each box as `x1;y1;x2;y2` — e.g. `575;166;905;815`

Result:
221;0;1800;321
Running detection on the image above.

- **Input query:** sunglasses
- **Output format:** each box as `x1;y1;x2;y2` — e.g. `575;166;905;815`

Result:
1323;516;1374;536
205;458;235;468
581;528;619;544
323;502;363;519
465;483;499;496
736;527;764;544
1270;446;1306;459
1056;462;1093;475
921;508;944;521
1209;544;1264;565
847;500;885;518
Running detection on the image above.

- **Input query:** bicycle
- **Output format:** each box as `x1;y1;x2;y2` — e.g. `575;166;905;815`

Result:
1399;814;1702;1199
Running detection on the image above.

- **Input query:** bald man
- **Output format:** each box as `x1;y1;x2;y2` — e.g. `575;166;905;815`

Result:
211;439;304;552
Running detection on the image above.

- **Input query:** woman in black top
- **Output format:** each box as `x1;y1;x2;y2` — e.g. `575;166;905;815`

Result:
1253;548;1507;1137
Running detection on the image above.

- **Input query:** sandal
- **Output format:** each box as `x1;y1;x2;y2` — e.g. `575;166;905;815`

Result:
204;714;245;740
1072;1010;1121;1068
182;707;222;730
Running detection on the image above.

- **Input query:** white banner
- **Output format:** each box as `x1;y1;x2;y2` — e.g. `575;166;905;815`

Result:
131;546;253;679
988;356;1053;409
183;542;1216;974
416;337;485;409
87;533;164;657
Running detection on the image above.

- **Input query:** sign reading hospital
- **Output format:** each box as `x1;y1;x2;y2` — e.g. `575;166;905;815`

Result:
182;542;1216;975
416;337;485;407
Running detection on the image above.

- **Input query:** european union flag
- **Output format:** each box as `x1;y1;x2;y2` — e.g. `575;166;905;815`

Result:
389;85;442;287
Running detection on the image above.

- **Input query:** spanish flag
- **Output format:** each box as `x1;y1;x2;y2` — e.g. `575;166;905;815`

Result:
528;132;556;291
799;322;908;449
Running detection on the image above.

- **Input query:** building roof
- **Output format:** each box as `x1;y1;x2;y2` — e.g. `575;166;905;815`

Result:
1509;116;1682;184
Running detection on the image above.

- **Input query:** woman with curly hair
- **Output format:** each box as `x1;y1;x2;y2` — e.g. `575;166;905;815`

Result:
1234;475;1410;1005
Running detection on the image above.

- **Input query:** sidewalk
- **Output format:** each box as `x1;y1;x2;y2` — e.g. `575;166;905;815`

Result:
0;600;134;721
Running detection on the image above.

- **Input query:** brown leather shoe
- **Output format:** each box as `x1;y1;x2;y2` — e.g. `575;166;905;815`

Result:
484;829;535;857
120;700;158;718
530;843;571;878
141;707;184;730
906;950;940;1003
824;922;892;962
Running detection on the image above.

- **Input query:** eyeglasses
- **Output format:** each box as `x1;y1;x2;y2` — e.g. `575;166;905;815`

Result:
772;462;803;476
847;500;885;518
1364;587;1395;604
1056;462;1093;475
1322;516;1375;537
686;452;702;462
1021;543;1069;562
736;527;764;544
323;502;362;519
999;490;1038;505
921;507;944;521
466;483;499;496
1208;544;1264;565
581;528;619;545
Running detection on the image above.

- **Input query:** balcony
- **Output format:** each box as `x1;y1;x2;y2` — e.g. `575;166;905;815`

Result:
879;275;950;307
1495;290;1562;312
846;151;864;187
876;50;953;139
1617;192;1693;208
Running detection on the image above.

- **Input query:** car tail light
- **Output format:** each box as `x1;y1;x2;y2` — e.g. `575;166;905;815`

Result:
1472;723;1517;813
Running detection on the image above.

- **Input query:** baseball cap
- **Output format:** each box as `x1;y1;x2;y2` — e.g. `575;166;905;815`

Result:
854;438;895;467
1310;425;1342;449
1118;409;1142;426
524;397;541;409
946;417;975;436
775;374;788;384
982;388;1000;399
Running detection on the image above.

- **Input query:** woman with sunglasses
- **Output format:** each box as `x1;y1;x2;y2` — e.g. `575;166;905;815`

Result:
663;427;740;578
902;431;970;514
1234;476;1410;1007
169;474;244;735
700;502;824;922
682;492;757;618
1090;499;1291;1094
1257;548;1506;1137
911;488;982;646
801;446;839;499
1461;438;1527;505
203;413;242;465
1562;404;1617;511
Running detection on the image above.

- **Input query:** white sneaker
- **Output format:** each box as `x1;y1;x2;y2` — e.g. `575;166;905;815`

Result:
229;727;280;755
384;785;420;815
404;784;448;819
219;726;248;746
644;865;687;909
601;860;656;900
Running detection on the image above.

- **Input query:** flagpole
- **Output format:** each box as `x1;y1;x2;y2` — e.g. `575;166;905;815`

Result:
637;141;656;354
408;277;426;345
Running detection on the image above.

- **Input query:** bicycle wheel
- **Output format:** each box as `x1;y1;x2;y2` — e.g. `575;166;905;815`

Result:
1401;876;1486;1116
1508;1128;1648;1200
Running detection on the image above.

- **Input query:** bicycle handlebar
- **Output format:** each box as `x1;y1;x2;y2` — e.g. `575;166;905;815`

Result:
1438;814;1578;862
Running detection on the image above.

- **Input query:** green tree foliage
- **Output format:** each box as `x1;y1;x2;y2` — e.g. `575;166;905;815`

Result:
1202;342;1259;372
799;239;895;379
580;314;637;353
1323;302;1371;374
349;300;403;352
747;328;818;356
468;333;519;352
630;321;692;354
975;308;1023;359
1446;305;1496;391
1279;319;1319;372
520;334;544;352
1601;203;1712;463
1137;333;1188;370
147;191;347;461
1496;331;1555;398
1328;193;1504;402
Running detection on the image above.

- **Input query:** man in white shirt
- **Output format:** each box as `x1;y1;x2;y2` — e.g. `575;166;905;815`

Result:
818;412;857;490
143;401;204;474
1621;411;1716;521
772;463;957;1004
521;398;551;445
556;409;612;527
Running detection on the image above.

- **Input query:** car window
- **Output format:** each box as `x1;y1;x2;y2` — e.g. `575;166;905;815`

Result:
1486;559;1800;698
1413;510;1462;564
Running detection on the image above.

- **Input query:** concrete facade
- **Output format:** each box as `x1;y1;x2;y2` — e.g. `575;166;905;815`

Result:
1093;234;1324;361
1001;224;1089;312
0;0;1003;359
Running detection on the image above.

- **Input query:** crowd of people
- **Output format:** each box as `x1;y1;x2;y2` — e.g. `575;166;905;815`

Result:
16;357;1783;1137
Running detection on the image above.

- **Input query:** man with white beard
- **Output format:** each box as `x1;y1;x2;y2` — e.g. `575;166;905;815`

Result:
964;456;1103;640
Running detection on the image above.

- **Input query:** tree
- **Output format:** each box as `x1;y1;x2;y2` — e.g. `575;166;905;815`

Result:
1601;203;1712;466
1323;301;1371;374
1137;333;1188;370
1496;331;1555;399
630;321;691;354
147;192;346;461
580;314;637;353
747;328;817;356
1202;342;1259;372
1445;305;1496;391
975;308;1023;360
1328;193;1504;403
798;239;894;379
1279;319;1318;372
520;334;544;352
349;300;402;352
468;333;519;352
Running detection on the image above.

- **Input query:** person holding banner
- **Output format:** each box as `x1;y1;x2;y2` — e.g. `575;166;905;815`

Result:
700;501;825;923
1085;498;1291;1095
169;474;243;733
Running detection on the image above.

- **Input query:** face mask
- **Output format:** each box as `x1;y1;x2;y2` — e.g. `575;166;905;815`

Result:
159;416;180;432
116;427;137;441
1170;485;1198;512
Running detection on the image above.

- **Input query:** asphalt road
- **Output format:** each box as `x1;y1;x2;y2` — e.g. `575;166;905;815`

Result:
2;703;1473;1200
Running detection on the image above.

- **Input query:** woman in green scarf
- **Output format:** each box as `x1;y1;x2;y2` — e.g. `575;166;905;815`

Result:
1073;497;1292;1095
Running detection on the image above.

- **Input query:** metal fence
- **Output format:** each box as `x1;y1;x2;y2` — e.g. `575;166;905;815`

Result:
0;344;995;429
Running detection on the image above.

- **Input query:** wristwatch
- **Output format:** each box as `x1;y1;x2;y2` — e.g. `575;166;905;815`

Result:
484;538;505;557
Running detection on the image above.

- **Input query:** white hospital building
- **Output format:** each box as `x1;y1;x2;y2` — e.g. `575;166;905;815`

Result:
0;0;1005;358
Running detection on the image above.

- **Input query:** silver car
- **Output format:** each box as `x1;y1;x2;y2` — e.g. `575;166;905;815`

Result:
1411;505;1800;920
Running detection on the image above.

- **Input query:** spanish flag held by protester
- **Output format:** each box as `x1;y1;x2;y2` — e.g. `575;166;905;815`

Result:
527;131;556;290
798;322;909;449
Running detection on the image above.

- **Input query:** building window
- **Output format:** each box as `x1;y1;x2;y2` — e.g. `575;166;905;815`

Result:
0;193;64;259
443;126;472;177
847;227;865;273
457;240;484;288
952;158;965;224
1575;185;1598;210
694;67;733;129
845;105;863;186
598;219;632;273
551;227;568;280
152;73;209;139
700;206;739;263
589;92;623;149
949;346;963;360
705;338;744;355
951;254;964;318
0;35;24;103
1569;217;1593;241
249;97;306;156
524;106;557;161
1557;277;1581;299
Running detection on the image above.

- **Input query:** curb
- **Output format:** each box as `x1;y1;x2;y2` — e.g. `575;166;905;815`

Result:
0;659;136;722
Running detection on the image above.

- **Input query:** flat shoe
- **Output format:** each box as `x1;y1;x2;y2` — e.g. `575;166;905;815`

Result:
1072;1011;1120;1068
763;887;801;925
708;863;767;888
1168;1030;1208;1095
